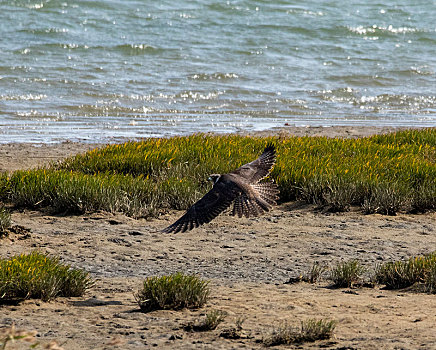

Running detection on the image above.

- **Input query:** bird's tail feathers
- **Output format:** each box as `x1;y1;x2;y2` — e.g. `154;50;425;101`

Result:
231;195;251;218
252;183;280;204
231;182;279;218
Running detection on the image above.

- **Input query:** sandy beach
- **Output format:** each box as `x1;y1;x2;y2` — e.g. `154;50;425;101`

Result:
1;126;435;349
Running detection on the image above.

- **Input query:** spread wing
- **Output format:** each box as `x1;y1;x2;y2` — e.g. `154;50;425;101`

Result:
162;180;240;233
162;143;278;233
230;143;276;183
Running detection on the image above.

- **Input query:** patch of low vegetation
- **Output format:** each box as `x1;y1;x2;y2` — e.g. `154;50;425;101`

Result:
286;262;328;284
0;205;11;236
362;183;409;215
375;252;436;292
0;129;434;216
262;318;337;346
135;272;210;312
0;324;38;349
329;259;365;288
184;309;227;332
0;323;65;350
3;170;168;217
0;251;94;303
303;262;327;283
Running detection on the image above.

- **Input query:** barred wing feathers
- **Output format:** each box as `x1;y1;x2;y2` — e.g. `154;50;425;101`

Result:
162;180;240;233
231;143;276;183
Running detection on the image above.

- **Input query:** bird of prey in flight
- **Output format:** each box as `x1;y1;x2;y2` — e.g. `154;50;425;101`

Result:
162;144;279;233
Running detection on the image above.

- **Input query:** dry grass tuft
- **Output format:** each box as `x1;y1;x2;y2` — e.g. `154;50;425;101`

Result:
329;260;365;288
0;323;66;350
0;324;37;349
262;318;337;346
184;309;227;332
303;262;328;283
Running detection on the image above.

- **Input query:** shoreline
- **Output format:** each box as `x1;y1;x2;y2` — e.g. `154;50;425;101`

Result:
0;125;419;172
0;124;423;145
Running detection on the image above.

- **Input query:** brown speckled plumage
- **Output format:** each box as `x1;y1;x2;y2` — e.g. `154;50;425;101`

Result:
162;144;279;233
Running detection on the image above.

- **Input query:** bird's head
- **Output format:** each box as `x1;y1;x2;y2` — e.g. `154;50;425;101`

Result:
207;174;221;184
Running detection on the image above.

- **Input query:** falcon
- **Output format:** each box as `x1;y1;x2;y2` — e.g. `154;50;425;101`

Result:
162;144;279;233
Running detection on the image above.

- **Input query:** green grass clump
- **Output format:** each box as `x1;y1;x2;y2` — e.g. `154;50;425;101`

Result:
0;251;93;303
262;318;337;346
135;272;210;312
375;252;436;292
0;128;434;216
329;260;365;288
0;205;11;234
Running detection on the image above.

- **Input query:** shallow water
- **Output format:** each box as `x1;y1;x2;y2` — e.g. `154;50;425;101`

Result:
0;0;435;143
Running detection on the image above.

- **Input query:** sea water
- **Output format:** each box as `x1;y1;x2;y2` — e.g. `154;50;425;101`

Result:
0;0;435;143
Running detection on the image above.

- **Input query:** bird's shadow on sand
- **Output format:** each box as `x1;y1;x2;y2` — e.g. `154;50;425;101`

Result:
72;298;123;307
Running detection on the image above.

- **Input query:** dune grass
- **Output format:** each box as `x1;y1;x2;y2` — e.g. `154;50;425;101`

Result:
0;251;93;303
375;252;436;292
329;259;365;288
135;272;210;312
262;318;337;346
0;128;434;217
